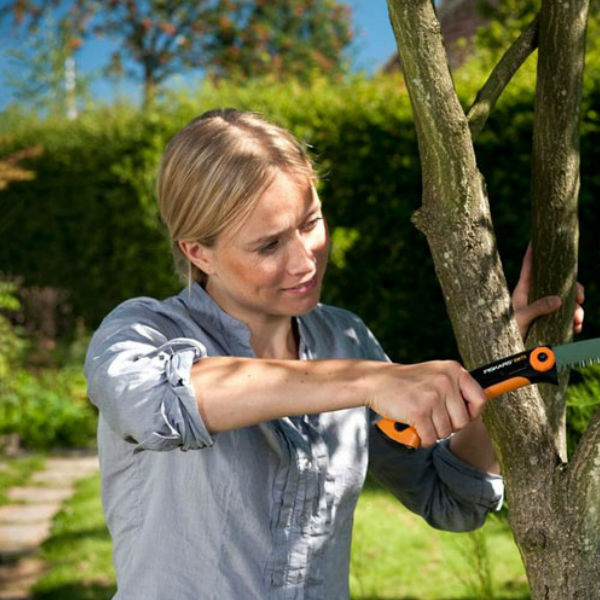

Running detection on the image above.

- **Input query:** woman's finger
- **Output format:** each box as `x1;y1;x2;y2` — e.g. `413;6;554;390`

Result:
458;370;487;420
445;393;471;432
514;295;562;338
574;304;584;334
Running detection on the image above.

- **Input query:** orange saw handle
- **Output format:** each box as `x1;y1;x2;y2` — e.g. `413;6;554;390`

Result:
376;346;558;449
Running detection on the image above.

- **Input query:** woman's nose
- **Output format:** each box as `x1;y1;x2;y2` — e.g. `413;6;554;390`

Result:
287;234;315;275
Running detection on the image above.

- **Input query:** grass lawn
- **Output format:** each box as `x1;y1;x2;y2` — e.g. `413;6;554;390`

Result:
30;473;529;600
32;474;116;600
351;478;529;599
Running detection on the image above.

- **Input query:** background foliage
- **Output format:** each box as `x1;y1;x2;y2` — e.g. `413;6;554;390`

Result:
0;280;97;449
1;42;599;449
1;71;599;362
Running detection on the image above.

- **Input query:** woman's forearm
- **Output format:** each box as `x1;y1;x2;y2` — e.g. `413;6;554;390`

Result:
449;417;500;474
190;357;488;447
191;357;368;432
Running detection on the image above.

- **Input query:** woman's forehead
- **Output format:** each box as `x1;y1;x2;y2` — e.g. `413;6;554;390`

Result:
225;172;319;243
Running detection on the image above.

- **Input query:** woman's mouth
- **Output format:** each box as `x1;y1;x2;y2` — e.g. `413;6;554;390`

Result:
283;274;318;294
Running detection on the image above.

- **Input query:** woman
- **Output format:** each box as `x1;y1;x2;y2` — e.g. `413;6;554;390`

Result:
85;109;583;599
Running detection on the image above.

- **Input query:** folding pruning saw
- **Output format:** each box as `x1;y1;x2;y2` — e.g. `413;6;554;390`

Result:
376;337;600;449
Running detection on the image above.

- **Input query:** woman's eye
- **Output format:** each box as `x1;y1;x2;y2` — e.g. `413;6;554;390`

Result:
302;217;322;231
258;240;279;254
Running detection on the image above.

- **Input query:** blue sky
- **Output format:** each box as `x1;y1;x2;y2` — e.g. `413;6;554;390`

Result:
0;0;398;110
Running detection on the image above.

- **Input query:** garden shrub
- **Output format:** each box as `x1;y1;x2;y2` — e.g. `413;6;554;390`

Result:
0;279;97;450
0;279;25;377
0;365;97;450
567;365;600;454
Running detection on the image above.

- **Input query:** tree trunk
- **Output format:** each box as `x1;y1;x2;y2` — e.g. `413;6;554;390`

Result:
143;62;157;109
386;1;600;597
528;0;587;458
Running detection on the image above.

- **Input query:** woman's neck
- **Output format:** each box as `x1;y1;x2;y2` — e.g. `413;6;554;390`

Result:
201;281;299;359
249;316;298;360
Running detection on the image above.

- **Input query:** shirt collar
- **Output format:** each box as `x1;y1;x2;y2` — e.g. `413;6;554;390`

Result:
176;283;255;357
176;283;312;359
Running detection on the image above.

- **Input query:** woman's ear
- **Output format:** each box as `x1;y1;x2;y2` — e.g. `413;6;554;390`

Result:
178;241;216;275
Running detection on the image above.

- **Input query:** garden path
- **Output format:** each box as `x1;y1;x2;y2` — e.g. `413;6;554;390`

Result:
0;454;99;600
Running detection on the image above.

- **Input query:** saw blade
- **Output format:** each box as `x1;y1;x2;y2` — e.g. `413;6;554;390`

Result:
554;337;600;369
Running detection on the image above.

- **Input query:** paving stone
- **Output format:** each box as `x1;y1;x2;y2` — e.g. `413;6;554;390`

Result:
0;557;45;599
0;592;30;599
0;523;51;553
0;453;99;597
6;488;72;505
0;590;30;600
0;505;61;525
31;456;98;486
44;456;99;473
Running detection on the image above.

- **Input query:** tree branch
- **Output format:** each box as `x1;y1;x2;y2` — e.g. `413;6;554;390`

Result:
467;14;540;139
568;406;600;569
386;0;474;211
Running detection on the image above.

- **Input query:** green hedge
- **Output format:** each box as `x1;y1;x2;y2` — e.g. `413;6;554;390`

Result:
0;365;97;450
1;72;599;364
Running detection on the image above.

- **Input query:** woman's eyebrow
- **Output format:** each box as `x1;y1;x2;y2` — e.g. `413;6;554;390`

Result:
248;228;289;247
246;200;322;248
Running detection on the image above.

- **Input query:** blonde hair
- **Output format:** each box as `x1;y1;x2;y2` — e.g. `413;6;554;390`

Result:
157;108;317;285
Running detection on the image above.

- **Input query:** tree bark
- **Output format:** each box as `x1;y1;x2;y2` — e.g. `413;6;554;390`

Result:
386;1;597;597
143;60;157;109
528;0;589;459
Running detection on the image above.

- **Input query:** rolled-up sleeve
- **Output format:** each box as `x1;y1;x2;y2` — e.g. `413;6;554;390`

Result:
368;424;503;532
84;302;214;452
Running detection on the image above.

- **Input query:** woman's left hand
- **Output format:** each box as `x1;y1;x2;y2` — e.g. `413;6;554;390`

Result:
512;243;585;340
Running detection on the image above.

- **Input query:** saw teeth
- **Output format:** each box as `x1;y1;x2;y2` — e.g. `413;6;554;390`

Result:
572;358;600;368
554;339;600;371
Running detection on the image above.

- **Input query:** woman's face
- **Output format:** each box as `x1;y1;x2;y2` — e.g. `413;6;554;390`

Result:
187;170;330;327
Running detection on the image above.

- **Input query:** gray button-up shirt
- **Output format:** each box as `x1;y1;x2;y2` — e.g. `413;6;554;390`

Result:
84;284;503;600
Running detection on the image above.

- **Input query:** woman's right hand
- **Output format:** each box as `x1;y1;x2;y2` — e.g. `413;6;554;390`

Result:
365;361;487;447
